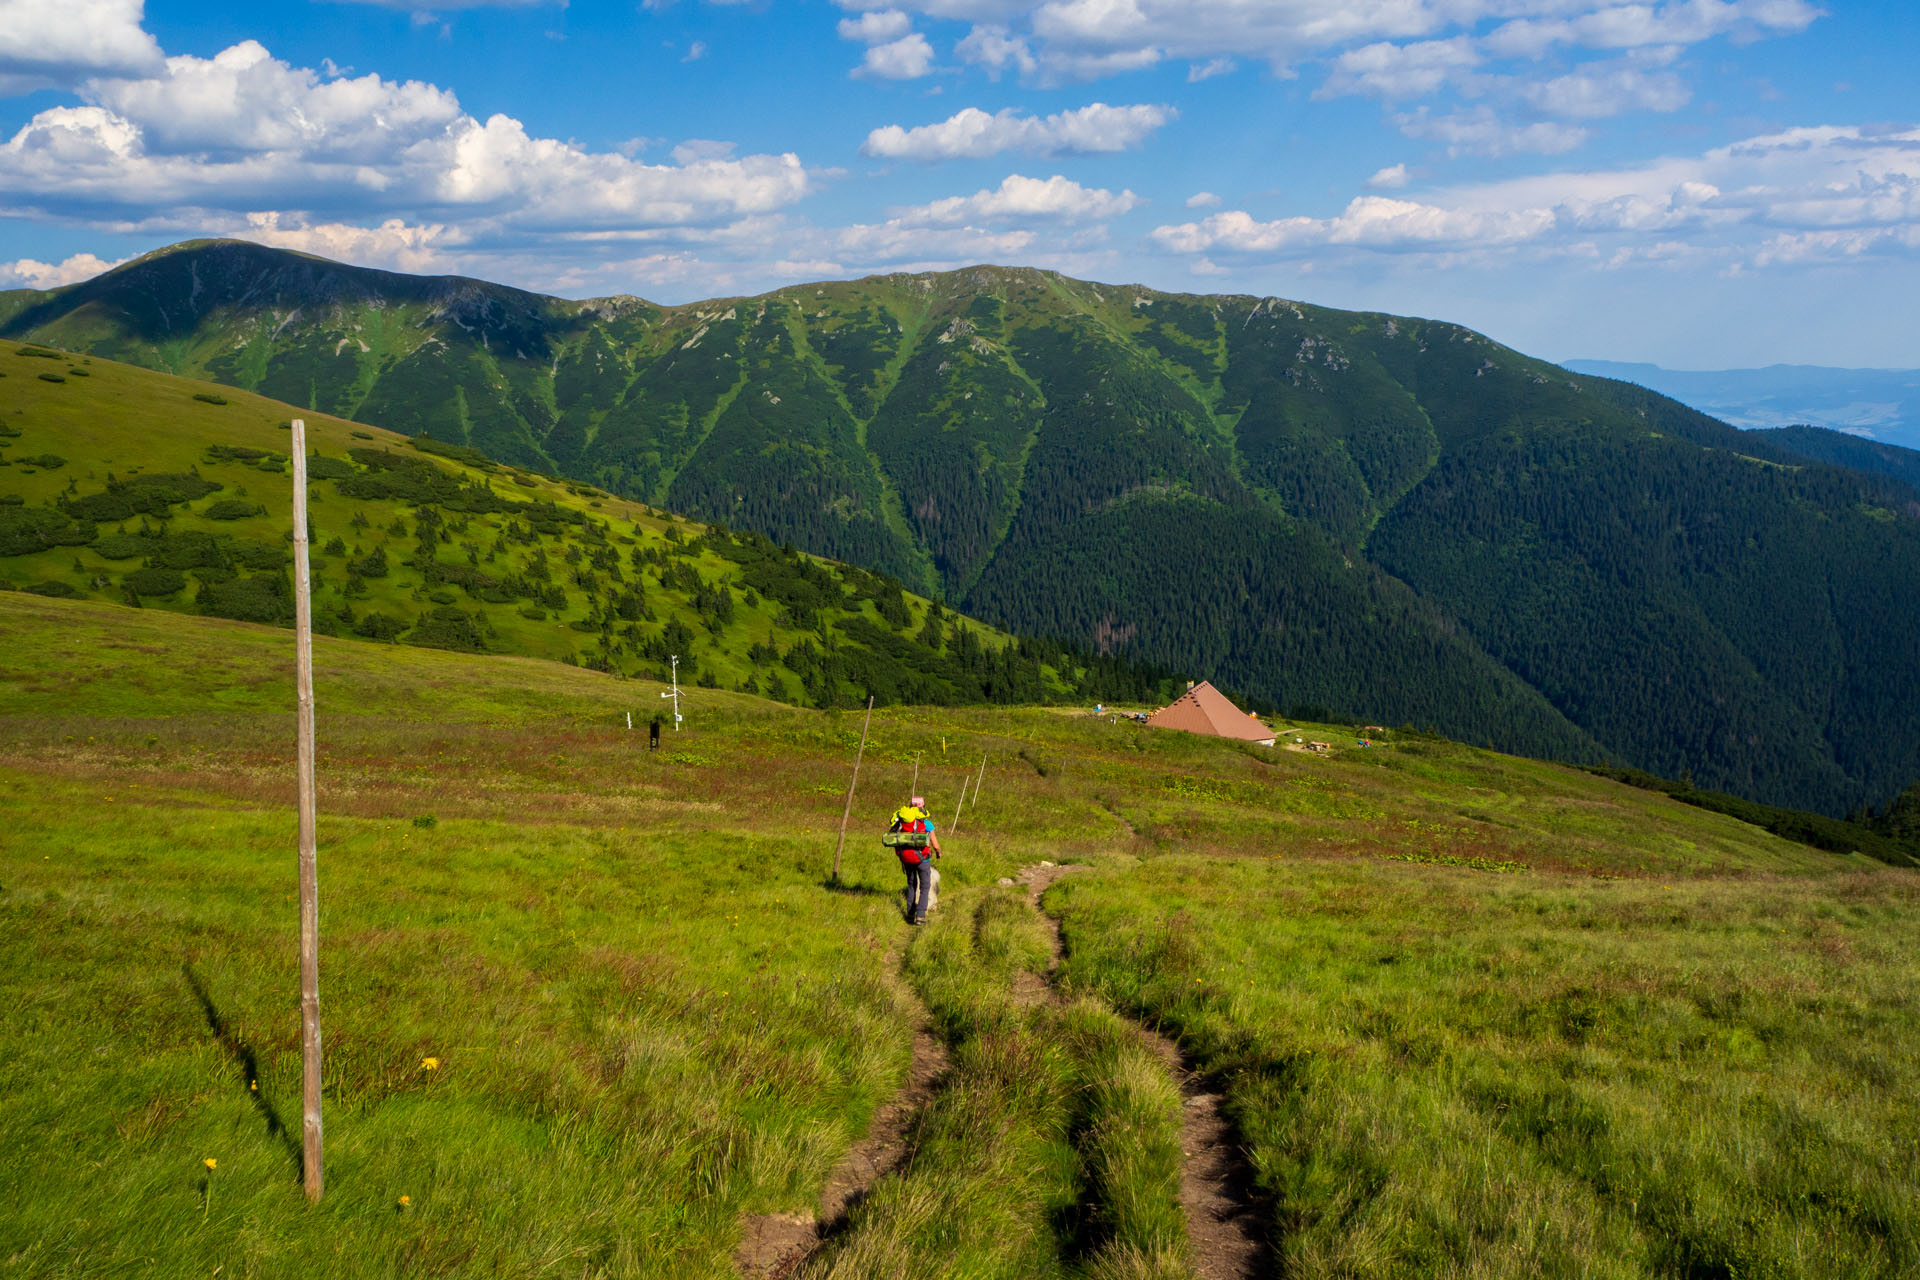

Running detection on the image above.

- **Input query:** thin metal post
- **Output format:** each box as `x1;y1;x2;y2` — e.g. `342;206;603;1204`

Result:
290;419;323;1203
831;697;874;884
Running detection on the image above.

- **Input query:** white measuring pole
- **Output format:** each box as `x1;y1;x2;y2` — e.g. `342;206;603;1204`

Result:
290;418;324;1204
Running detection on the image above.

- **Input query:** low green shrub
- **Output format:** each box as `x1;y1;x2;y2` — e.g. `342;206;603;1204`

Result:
353;611;408;641
202;499;263;521
123;567;186;597
195;572;292;623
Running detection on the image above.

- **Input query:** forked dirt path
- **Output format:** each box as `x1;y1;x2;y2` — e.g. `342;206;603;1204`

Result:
733;938;949;1279
1016;862;1267;1280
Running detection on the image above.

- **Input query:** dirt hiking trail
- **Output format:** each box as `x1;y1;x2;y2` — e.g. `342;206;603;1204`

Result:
1018;862;1268;1280
733;938;949;1280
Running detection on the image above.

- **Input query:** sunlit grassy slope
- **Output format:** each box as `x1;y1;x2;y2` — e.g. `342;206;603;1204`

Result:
0;342;1118;709
1;593;1913;1277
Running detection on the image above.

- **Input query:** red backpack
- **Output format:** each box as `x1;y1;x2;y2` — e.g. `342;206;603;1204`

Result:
885;816;931;864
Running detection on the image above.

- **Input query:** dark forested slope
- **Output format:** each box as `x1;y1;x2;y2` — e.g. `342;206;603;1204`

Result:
9;241;1919;814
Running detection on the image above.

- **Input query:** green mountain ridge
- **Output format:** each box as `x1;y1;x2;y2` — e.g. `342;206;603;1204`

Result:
8;239;1920;816
0;343;1169;712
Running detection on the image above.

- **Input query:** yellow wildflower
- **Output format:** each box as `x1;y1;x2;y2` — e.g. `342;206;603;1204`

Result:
420;1056;440;1070
204;1158;218;1170
398;1195;412;1207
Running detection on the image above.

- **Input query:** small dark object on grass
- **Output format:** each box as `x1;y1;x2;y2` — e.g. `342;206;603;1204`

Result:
193;393;228;405
37;372;65;383
351;431;374;440
66;368;90;377
412;815;436;829
20;454;66;469
16;347;62;359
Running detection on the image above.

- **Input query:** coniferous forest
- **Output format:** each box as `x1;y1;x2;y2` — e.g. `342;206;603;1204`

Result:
7;240;1919;816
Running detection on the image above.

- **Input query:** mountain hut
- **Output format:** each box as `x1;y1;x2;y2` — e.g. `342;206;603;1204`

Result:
1144;681;1276;746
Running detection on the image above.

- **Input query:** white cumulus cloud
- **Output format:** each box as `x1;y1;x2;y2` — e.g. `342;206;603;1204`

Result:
1319;38;1481;101
865;0;1825;161
1151;123;1920;272
955;24;1039;79
856;33;936;79
894;173;1140;225
231;213;466;275
0;39;813;234
838;9;913;43
862;102;1173;160
0;250;129;289
1484;0;1822;59
0;0;162;95
1154;197;1558;254
1518;63;1691;119
1395;106;1590;157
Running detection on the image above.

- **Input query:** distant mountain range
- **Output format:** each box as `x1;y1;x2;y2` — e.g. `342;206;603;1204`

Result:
1562;359;1920;450
6;240;1920;816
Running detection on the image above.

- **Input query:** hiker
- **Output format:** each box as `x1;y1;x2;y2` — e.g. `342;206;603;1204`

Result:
888;796;941;925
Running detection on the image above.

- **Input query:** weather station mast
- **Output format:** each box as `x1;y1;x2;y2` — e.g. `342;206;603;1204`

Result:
660;654;682;731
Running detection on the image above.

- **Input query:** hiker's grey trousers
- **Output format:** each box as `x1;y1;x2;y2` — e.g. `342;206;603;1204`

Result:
904;858;935;921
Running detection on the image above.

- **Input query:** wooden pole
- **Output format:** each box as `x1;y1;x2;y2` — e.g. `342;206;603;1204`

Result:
910;755;920;797
950;773;968;837
290;419;323;1203
831;696;874;884
970;751;988;814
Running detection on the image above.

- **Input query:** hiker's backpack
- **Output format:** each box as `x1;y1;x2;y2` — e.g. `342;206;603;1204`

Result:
883;812;932;858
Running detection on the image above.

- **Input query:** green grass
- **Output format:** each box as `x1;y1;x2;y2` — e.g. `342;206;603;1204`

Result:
807;888;1194;1280
1;593;1915;1277
1054;857;1919;1278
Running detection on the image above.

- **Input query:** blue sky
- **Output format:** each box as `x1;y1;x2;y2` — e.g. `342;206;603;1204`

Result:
1;0;1915;367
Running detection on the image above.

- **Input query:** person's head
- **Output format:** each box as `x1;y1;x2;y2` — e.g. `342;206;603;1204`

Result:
911;796;925;809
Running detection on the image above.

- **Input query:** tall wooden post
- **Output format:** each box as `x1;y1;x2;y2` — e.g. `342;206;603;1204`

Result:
971;751;988;812
910;755;920;797
290;420;323;1203
831;697;874;884
950;773;968;837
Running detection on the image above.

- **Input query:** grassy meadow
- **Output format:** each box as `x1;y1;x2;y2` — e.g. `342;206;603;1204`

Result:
1;590;1914;1277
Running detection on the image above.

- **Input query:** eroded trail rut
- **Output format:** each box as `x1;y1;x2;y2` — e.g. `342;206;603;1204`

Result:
734;945;949;1280
1017;863;1266;1280
737;866;1265;1279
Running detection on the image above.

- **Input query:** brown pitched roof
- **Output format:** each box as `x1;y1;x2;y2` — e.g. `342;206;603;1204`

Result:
1145;681;1274;743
